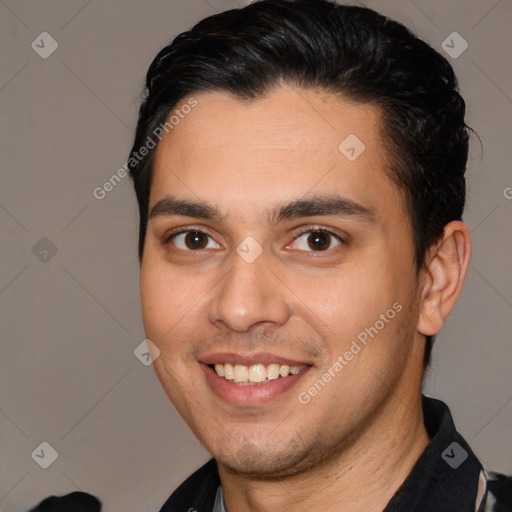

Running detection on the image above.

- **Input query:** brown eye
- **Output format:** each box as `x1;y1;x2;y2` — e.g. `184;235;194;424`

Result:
169;231;221;251
184;231;208;249
307;231;331;251
291;230;342;252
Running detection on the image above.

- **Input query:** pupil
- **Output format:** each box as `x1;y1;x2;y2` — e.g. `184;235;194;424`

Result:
308;231;330;251
186;231;207;249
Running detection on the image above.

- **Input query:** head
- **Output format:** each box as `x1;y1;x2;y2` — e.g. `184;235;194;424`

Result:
128;0;472;477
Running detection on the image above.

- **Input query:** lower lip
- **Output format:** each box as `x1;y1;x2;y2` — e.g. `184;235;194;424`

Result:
200;363;311;406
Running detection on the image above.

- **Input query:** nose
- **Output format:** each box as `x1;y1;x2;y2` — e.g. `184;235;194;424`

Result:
207;250;291;333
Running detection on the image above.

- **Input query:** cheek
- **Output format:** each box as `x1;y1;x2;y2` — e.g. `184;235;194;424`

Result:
140;264;168;337
298;260;414;375
140;262;200;344
297;264;392;333
140;261;235;377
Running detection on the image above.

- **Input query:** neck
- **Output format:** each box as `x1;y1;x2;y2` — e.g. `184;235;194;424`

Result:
218;393;430;512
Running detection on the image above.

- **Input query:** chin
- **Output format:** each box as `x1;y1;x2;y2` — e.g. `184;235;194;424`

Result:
211;437;318;480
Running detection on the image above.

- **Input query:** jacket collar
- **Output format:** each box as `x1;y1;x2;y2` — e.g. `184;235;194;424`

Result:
160;396;484;512
383;395;484;511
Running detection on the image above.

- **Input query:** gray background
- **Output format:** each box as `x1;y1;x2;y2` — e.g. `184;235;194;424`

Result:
1;0;511;511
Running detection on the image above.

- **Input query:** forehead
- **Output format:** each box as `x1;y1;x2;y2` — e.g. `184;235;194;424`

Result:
150;85;400;220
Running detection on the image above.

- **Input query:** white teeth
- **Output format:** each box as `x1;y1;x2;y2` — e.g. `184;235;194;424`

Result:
279;365;290;377
224;363;234;380
266;363;280;380
249;364;266;383
212;362;306;383
233;364;249;383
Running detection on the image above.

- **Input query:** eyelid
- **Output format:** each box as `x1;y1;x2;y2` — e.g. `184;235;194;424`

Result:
291;225;346;240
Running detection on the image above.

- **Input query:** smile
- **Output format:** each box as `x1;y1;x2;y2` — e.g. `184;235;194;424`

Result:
200;355;312;405
210;363;307;385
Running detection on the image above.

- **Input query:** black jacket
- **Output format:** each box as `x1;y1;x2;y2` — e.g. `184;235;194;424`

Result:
159;396;512;511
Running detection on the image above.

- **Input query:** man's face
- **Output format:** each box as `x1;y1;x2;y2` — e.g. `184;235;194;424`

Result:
140;85;425;477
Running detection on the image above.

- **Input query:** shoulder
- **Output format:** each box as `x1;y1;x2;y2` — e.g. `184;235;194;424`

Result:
484;471;512;511
158;458;220;512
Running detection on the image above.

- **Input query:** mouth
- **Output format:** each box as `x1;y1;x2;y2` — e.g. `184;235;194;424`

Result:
199;354;312;406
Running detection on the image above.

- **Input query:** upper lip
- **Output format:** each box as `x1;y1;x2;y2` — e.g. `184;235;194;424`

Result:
199;352;311;367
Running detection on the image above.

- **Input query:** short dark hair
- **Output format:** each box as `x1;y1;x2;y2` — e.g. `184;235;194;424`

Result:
28;491;102;512
128;0;473;366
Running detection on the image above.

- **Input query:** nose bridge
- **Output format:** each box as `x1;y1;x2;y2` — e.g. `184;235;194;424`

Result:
208;249;290;332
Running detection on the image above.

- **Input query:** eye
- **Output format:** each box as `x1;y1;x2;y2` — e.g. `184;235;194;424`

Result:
290;229;342;252
167;230;221;251
164;228;342;253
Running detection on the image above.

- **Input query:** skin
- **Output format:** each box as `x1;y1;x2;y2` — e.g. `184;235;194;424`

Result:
140;83;471;511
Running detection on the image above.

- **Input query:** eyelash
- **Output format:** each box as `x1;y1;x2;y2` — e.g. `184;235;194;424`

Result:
163;226;345;254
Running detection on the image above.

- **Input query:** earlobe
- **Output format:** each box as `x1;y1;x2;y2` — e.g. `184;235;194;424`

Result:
417;221;472;336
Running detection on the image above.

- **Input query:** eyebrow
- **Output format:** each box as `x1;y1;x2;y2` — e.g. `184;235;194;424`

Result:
148;194;376;225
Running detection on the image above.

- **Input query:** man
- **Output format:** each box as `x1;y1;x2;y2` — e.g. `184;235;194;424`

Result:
127;0;511;510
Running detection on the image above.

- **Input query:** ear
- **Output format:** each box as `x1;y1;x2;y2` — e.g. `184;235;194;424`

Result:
417;221;472;336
